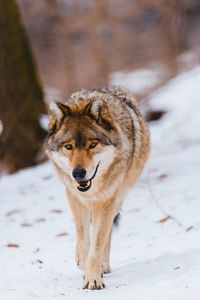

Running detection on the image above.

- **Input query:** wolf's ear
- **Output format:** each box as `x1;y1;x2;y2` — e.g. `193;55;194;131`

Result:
86;99;114;130
49;102;71;134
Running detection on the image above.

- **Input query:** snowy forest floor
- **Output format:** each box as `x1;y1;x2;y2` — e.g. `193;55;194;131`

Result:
1;66;200;300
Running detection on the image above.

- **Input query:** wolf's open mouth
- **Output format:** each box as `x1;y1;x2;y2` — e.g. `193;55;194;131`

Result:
77;163;99;192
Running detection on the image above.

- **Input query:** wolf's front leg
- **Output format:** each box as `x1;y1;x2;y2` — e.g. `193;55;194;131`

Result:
83;199;115;289
102;228;112;274
67;191;90;271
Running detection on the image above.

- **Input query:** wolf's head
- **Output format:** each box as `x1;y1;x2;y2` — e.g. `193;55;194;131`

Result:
46;98;119;193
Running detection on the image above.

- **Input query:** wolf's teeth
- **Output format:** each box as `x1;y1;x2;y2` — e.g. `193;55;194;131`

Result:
78;180;89;188
77;179;92;192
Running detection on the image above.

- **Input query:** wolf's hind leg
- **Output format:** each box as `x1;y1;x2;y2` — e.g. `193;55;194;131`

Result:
67;191;90;271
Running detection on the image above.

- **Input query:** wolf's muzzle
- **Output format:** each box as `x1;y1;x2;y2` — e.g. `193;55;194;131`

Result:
73;163;100;192
72;167;86;181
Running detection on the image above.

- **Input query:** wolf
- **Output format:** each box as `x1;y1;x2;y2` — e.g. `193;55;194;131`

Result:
46;87;150;289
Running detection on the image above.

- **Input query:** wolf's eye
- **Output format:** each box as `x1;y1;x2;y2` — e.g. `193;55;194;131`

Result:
65;144;73;150
89;142;97;149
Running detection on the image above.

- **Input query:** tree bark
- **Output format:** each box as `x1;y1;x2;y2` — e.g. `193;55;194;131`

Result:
0;0;47;173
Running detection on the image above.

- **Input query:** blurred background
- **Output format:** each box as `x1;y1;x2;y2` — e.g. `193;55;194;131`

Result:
0;0;200;174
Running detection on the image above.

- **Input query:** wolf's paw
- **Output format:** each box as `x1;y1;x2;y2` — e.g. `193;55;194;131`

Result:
102;262;111;274
83;276;105;290
76;244;89;271
76;254;86;271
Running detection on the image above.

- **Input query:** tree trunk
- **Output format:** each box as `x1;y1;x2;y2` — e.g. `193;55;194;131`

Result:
0;0;47;173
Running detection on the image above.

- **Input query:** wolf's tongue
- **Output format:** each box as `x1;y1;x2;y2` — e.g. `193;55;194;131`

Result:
78;180;88;187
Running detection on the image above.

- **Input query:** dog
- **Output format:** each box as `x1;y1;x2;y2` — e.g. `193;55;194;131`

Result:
46;87;150;289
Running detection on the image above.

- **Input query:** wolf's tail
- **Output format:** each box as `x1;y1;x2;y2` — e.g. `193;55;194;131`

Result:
113;212;120;229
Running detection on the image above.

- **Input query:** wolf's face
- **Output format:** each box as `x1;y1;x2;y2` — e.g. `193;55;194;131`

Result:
46;99;119;193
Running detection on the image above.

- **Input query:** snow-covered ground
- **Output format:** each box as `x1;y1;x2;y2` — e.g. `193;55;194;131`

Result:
1;66;200;300
110;64;166;95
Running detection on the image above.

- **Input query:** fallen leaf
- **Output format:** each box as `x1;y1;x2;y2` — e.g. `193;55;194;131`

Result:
158;215;171;223
186;226;193;232
56;232;69;237
6;210;19;216
32;259;43;265
36;259;43;264
33;248;40;253
159;174;168;180
35;218;46;222
7;244;19;248
42;175;52;180
21;223;32;227
51;209;62;214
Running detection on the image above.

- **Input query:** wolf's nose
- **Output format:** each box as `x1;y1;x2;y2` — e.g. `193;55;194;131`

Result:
72;168;86;180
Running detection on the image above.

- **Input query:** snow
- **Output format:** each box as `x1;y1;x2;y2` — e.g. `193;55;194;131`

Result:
1;66;200;299
40;114;49;131
110;64;166;94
